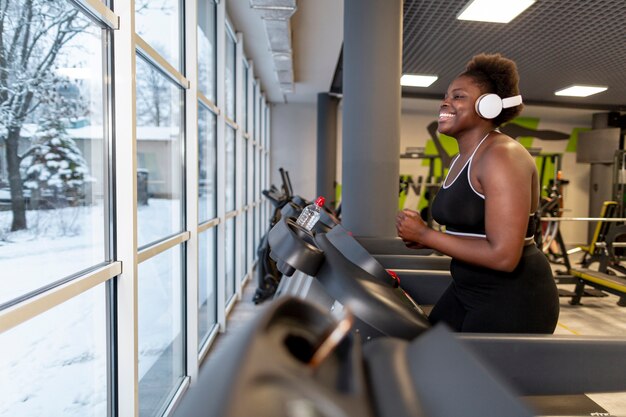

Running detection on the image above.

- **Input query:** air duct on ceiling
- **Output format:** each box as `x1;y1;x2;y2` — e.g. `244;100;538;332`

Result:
249;0;297;94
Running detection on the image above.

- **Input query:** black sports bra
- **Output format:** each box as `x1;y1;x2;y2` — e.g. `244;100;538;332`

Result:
431;136;536;241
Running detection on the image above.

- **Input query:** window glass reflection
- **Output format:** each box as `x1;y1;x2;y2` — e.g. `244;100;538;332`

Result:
242;63;248;132
135;0;181;71
197;0;216;102
138;246;184;417
0;2;106;305
251;84;257;139
241;140;248;277
224;218;236;303
198;227;217;349
224;29;236;121
136;56;184;248
0;285;107;416
198;105;217;223
225;127;236;212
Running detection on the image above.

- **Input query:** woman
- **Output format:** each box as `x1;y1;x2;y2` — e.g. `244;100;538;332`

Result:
396;53;559;333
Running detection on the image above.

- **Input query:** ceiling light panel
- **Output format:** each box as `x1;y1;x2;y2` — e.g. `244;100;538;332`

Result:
401;74;438;87
457;0;535;23
554;85;608;97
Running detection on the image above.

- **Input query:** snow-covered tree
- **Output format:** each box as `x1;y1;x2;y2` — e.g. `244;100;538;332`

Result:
20;118;91;207
136;58;171;127
0;0;87;230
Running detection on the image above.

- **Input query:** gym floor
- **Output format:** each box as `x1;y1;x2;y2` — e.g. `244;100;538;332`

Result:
549;251;626;416
207;253;626;417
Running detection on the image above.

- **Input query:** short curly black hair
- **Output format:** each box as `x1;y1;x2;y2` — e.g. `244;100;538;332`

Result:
461;53;523;126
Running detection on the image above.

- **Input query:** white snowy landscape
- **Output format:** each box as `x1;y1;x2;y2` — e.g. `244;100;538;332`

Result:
0;199;187;417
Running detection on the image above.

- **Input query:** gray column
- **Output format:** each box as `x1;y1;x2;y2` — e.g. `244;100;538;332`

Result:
587;113;617;240
341;0;403;237
317;93;338;207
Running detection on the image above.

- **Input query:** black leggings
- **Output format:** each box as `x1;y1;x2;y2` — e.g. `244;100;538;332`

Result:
429;244;559;333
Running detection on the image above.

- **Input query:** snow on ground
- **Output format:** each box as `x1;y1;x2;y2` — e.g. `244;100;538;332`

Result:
0;199;181;416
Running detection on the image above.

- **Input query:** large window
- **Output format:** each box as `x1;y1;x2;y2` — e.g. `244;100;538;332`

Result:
224;26;236;122
0;1;108;306
136;57;184;248
196;0;219;355
135;0;182;71
0;1;113;416
134;0;186;415
198;227;217;348
241;138;249;273
225;127;236;212
242;61;249;132
138;246;185;416
224;218;236;303
198;106;217;223
0;285;108;416
198;0;217;102
0;0;271;415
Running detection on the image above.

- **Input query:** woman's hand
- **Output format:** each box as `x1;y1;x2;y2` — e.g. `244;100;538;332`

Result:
396;209;429;249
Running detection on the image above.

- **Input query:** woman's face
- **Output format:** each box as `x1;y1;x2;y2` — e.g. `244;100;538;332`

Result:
437;75;484;136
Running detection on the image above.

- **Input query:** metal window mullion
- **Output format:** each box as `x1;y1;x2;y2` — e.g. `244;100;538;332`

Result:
253;146;258;252
266;105;272;227
246;133;254;271
265;103;271;228
184;0;200;379
246;60;254;137
225;15;236;41
255;81;261;143
224;116;238;130
197;325;219;363
69;0;120;29
135;34;190;89
260;96;265;151
198;92;220;116
265;101;271;156
225;292;237;317
161;377;190;417
246;66;254;210
259;98;266;232
215;0;227;331
234;32;244;297
137;231;191;264
0;262;122;334
198;217;220;233
112;0;139;414
225;209;239;220
102;24;117;417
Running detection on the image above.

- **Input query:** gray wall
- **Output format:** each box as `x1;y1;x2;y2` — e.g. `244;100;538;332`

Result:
270;98;595;245
270;102;318;201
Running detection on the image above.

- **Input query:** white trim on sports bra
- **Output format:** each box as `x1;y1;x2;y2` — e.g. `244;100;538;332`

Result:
445;230;487;239
445;230;536;243
441;131;492;195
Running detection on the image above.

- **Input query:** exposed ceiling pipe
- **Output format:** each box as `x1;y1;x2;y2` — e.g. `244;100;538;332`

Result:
249;0;297;94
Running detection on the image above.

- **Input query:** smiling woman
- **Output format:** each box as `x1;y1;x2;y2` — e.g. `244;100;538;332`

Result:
396;53;560;334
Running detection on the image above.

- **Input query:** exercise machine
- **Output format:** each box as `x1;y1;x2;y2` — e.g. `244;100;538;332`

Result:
172;297;626;417
252;168;299;304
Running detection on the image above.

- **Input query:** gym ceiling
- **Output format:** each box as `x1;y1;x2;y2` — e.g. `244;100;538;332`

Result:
332;0;626;111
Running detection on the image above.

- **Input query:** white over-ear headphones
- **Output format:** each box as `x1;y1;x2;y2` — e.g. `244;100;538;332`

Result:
475;94;523;119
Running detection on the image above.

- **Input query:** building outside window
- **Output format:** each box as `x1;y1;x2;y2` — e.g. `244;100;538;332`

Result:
0;1;112;415
0;0;270;415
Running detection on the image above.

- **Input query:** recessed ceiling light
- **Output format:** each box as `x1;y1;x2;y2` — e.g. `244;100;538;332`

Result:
457;0;535;23
401;74;438;87
554;85;608;97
